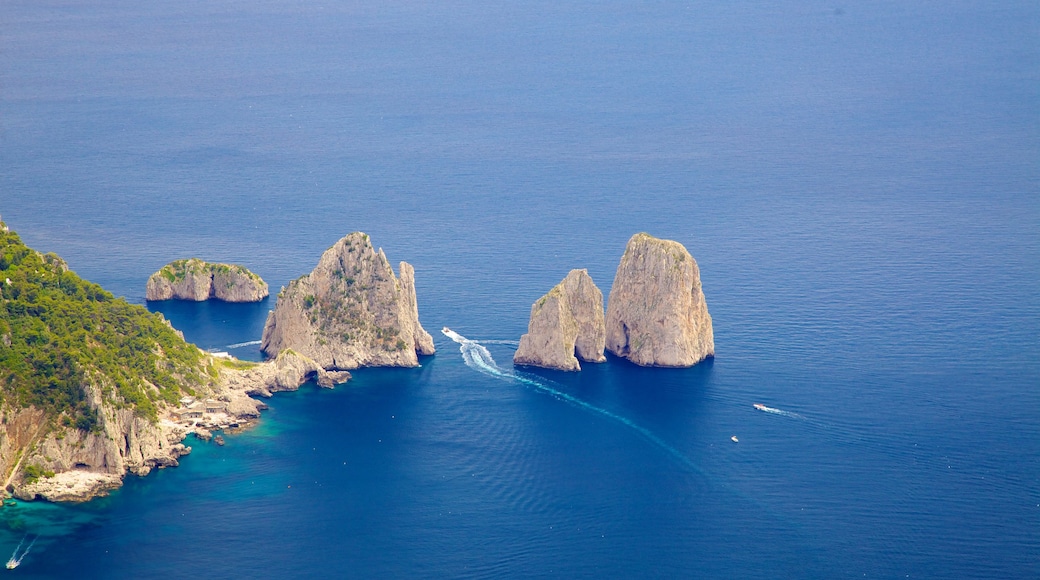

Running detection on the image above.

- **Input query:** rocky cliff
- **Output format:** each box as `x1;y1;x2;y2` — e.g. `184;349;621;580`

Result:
513;269;606;371
0;220;353;502
604;233;714;367
260;232;435;370
10;394;192;502
146;258;269;302
11;350;350;502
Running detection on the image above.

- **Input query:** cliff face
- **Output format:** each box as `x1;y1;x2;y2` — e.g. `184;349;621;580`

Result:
8;349;352;502
513;269;606;371
605;233;714;367
8;388;192;502
0;221;349;503
146;258;268;302
260;232;435;370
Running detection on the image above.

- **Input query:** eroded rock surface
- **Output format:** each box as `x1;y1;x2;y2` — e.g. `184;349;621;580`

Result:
260;232;435;370
605;233;714;367
146;258;268;302
514;269;606;371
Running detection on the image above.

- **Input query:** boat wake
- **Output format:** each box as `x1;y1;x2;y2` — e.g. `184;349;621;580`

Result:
226;340;262;349
6;534;36;569
441;327;701;473
753;403;803;419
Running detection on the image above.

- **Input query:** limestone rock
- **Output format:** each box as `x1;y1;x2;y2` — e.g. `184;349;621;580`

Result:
146;258;268;302
219;350;351;397
14;471;123;503
8;379;196;501
260;232;435;370
514;269;606;371
605;233;714;367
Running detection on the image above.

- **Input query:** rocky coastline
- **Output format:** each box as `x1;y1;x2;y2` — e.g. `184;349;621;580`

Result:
11;349;349;503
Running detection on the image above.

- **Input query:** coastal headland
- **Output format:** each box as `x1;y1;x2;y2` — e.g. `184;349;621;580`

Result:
0;223;428;502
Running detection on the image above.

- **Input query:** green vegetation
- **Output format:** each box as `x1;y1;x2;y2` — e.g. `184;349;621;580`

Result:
154;259;264;286
155;258;207;283
0;225;209;427
218;358;257;371
21;464;55;485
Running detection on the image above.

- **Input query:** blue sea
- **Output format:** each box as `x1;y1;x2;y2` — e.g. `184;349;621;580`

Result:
2;1;1038;577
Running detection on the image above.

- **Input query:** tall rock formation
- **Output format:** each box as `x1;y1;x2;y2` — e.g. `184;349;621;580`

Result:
513;269;606;371
146;258;268;302
605;233;714;367
260;232;435;370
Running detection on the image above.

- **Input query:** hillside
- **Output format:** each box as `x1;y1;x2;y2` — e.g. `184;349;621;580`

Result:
0;219;219;499
0;223;209;424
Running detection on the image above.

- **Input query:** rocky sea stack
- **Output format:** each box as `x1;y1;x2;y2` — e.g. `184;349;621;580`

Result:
260;232;435;370
514;269;606;371
146;258;268;302
605;233;714;367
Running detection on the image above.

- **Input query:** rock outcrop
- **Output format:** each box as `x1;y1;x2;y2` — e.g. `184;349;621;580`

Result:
260;232;435;370
8;349;353;503
8;385;193;502
605;233;714;367
219;350;352;397
513;269;606;371
146;258;268;302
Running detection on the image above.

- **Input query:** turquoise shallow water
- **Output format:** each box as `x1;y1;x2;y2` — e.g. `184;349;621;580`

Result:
1;0;1038;577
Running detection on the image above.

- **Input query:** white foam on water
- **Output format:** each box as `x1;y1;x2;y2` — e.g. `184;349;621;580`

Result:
6;534;36;569
227;340;262;349
441;328;701;473
754;404;804;419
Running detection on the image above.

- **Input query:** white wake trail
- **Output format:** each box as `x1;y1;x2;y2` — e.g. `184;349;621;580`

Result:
227;340;262;349
753;403;804;419
6;534;36;569
441;327;701;473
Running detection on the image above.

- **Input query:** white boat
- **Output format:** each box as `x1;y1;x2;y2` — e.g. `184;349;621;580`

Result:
6;558;18;569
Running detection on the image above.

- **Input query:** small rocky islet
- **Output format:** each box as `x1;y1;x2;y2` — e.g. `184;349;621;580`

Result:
513;233;714;371
513;269;606;372
605;233;714;367
146;258;268;302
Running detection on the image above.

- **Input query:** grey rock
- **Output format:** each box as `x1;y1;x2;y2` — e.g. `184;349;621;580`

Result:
260;232;435;370
514;269;606;371
146;258;268;302
605;233;714;367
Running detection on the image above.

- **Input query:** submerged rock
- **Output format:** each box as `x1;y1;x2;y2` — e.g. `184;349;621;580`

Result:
146;258;268;302
513;269;606;371
605;233;714;367
260;232;435;370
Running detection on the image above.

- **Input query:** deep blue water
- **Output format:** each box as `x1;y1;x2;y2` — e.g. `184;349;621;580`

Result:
2;0;1038;577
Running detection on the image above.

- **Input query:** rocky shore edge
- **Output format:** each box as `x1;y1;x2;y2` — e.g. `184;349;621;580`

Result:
13;350;349;503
